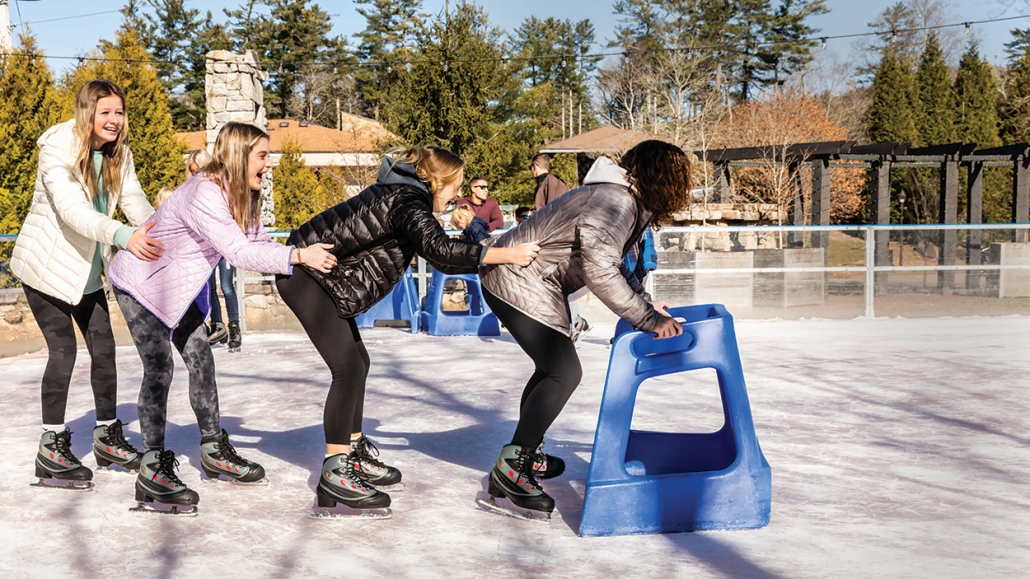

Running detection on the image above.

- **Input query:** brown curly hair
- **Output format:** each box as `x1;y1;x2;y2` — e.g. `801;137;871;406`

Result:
619;140;692;226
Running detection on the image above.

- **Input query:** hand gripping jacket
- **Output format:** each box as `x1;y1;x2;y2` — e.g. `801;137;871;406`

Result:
288;159;484;318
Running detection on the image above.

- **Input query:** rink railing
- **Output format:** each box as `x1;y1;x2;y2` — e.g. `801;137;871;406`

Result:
2;225;1030;325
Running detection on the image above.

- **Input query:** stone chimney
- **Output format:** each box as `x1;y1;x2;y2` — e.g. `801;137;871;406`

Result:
205;50;275;226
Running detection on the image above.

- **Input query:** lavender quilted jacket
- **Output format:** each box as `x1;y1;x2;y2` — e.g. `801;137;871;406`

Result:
107;174;294;328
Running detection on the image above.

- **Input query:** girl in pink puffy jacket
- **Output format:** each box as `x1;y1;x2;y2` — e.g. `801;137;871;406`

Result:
106;122;335;512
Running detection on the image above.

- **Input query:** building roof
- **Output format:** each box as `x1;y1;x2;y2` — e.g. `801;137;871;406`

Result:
540;125;672;155
175;114;400;154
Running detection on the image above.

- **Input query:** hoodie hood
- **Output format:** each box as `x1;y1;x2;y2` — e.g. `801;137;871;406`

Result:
376;157;429;193
582;156;631;189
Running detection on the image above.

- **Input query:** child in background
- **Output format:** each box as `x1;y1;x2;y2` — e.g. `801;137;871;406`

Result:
154;187;175;208
451;204;491;244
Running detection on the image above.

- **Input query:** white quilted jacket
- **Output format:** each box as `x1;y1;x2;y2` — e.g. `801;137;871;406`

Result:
10;119;155;305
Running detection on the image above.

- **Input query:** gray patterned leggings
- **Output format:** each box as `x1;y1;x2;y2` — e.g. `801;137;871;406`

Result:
114;288;220;450
23;285;118;425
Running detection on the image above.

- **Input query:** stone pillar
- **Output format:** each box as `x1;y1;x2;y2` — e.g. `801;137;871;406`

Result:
205;50;275;226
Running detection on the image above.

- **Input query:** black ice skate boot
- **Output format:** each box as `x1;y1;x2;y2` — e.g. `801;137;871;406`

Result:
486;444;554;516
350;435;402;488
33;429;93;490
531;441;565;480
199;429;266;484
227;322;241;352
313;453;392;518
93;419;142;471
208;321;228;345
132;449;199;515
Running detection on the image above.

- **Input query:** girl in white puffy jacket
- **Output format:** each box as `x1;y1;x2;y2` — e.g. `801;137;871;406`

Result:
11;80;164;489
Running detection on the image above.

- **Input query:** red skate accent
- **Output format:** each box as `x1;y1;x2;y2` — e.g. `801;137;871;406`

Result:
509;470;514;477
49;453;54;459
216;462;222;467
106;447;111;452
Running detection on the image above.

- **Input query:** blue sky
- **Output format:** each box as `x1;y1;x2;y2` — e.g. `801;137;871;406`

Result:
6;0;1027;77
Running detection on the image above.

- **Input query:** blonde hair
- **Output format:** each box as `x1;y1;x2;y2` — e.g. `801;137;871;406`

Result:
203;122;269;232
73;80;128;201
391;145;464;194
186;149;213;178
154;187;175;208
450;204;475;230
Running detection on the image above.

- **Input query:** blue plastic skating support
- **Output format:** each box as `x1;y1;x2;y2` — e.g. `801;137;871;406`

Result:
579;303;771;537
419;269;500;336
355;267;420;332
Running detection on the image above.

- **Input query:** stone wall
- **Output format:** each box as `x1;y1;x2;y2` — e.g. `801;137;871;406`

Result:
205;50;275;227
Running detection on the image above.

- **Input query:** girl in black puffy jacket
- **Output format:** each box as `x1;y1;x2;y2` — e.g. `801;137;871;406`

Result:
275;145;539;514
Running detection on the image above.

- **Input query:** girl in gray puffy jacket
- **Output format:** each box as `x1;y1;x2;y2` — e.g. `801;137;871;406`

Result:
478;140;693;516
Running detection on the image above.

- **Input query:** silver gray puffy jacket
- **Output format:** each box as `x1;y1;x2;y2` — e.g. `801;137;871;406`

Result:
480;157;659;336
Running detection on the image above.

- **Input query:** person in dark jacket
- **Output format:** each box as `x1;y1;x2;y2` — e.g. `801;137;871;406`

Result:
478;140;692;516
451;204;491;244
275;145;539;514
531;153;569;210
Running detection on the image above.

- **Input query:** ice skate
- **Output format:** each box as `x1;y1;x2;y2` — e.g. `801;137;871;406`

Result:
477;444;553;521
32;429;94;491
130;449;199;516
199;429;267;485
311;453;392;519
531;441;565;480
208;321;228;345
350;435;403;490
570;316;591;344
227;322;241;352
93;419;142;471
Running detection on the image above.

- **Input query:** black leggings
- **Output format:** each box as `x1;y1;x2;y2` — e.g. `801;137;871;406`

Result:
23;284;118;425
483;289;583;448
114;288;220;451
275;268;369;445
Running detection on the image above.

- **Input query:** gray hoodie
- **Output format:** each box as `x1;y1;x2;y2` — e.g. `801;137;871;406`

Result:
480;157;658;336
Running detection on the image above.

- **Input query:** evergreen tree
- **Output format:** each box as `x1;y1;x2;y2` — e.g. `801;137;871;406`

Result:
353;0;423;121
0;33;63;233
1002;28;1030;144
914;33;955;146
57;28;185;202
954;43;1001;148
384;2;504;157
272;139;325;229
864;50;918;144
120;0;233;131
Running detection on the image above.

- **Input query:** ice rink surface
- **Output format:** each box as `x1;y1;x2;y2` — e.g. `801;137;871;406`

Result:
1;316;1028;578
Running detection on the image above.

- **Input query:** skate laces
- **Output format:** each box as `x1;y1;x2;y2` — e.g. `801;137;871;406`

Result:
52;430;80;465
353;436;387;469
341;455;376;491
106;420;139;454
515;447;543;490
213;432;248;467
156;450;185;486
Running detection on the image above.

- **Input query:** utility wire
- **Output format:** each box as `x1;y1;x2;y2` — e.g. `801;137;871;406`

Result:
2;12;1029;72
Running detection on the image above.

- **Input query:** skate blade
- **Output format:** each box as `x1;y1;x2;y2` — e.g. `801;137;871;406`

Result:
475;495;551;522
129;502;199;516
201;475;269;487
310;506;392;520
30;479;94;491
228;347;241;353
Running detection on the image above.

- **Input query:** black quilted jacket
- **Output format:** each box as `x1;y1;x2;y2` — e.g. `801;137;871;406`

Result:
287;159;483;318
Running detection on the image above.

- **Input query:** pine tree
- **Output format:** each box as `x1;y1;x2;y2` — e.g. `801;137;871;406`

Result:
57;28;185;202
0;33;63;233
272;139;325;229
864;50;918;144
384;2;504;157
954;43;1001;148
1002;28;1030;144
914;33;955;146
354;0;423;121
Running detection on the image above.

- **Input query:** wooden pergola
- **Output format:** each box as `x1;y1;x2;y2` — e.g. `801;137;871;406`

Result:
697;141;1030;292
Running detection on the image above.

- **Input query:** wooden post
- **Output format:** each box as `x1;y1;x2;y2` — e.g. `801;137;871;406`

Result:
871;158;892;293
715;162;732;203
938;158;958;292
811;158;831;253
789;162;804;248
1014;155;1030;242
966;162;984;291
